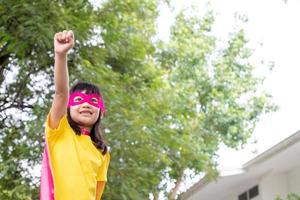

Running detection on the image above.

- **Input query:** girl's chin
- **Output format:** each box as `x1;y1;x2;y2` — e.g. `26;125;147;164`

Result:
76;119;94;127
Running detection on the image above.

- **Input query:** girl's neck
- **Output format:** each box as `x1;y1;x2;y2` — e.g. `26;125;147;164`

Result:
80;127;91;136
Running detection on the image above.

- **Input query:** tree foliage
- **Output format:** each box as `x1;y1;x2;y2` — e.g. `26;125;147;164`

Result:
0;0;275;199
276;193;300;200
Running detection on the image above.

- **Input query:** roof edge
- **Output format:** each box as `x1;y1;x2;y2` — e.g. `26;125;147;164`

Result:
243;130;300;169
180;130;300;200
179;177;208;200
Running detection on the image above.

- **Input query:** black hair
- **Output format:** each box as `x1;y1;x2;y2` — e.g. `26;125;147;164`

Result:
67;81;107;155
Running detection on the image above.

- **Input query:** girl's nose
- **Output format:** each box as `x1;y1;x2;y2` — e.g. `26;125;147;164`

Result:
81;102;91;108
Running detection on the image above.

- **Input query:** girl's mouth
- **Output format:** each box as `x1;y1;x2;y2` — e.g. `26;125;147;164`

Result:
80;111;92;115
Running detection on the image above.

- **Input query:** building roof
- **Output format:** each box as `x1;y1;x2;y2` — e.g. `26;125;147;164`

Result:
180;131;300;200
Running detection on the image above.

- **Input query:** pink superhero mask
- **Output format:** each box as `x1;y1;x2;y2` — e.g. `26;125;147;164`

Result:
68;91;105;113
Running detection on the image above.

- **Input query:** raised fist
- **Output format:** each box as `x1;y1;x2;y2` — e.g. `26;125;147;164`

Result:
54;30;74;54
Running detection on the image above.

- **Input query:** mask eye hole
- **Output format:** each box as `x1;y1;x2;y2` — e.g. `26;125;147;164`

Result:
91;97;98;103
74;96;83;102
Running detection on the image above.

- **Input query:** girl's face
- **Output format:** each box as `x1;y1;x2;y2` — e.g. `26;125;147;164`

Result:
69;91;102;130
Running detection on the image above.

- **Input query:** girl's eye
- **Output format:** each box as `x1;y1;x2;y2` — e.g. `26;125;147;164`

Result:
91;98;98;103
74;97;83;102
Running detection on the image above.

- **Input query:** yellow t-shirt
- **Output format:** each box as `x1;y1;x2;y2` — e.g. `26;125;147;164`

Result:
45;113;110;200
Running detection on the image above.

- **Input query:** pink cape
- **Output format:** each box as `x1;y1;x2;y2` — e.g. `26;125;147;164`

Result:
40;141;55;200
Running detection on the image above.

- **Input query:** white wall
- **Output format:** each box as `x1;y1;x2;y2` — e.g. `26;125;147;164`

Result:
287;166;300;194
223;192;262;200
252;197;261;200
222;181;261;200
260;172;288;200
183;167;300;200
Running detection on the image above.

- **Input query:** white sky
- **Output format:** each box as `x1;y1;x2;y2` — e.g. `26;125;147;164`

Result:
158;0;300;173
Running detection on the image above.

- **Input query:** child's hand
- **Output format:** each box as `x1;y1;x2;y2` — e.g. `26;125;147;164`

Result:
54;30;74;55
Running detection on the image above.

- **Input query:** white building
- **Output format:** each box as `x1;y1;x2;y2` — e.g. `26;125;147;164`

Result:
180;131;300;200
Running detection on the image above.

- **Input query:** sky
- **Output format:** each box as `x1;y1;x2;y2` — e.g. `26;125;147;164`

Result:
158;0;300;190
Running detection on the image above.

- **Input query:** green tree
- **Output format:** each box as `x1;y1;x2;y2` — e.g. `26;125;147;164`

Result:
276;193;300;200
0;0;275;199
0;0;100;199
155;9;275;199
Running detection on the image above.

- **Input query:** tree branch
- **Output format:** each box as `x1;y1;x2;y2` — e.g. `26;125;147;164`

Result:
168;170;185;200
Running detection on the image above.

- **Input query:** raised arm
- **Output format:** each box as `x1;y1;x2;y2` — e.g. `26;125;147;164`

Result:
49;30;74;129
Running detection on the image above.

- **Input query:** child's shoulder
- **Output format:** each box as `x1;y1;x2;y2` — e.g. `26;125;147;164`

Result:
45;113;70;138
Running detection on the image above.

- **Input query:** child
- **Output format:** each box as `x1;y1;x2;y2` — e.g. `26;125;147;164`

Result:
40;30;110;200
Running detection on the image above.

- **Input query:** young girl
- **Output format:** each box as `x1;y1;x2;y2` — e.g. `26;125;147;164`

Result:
40;30;110;200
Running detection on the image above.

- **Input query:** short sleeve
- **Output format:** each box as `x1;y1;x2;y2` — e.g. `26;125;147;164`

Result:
45;113;68;139
96;152;110;182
